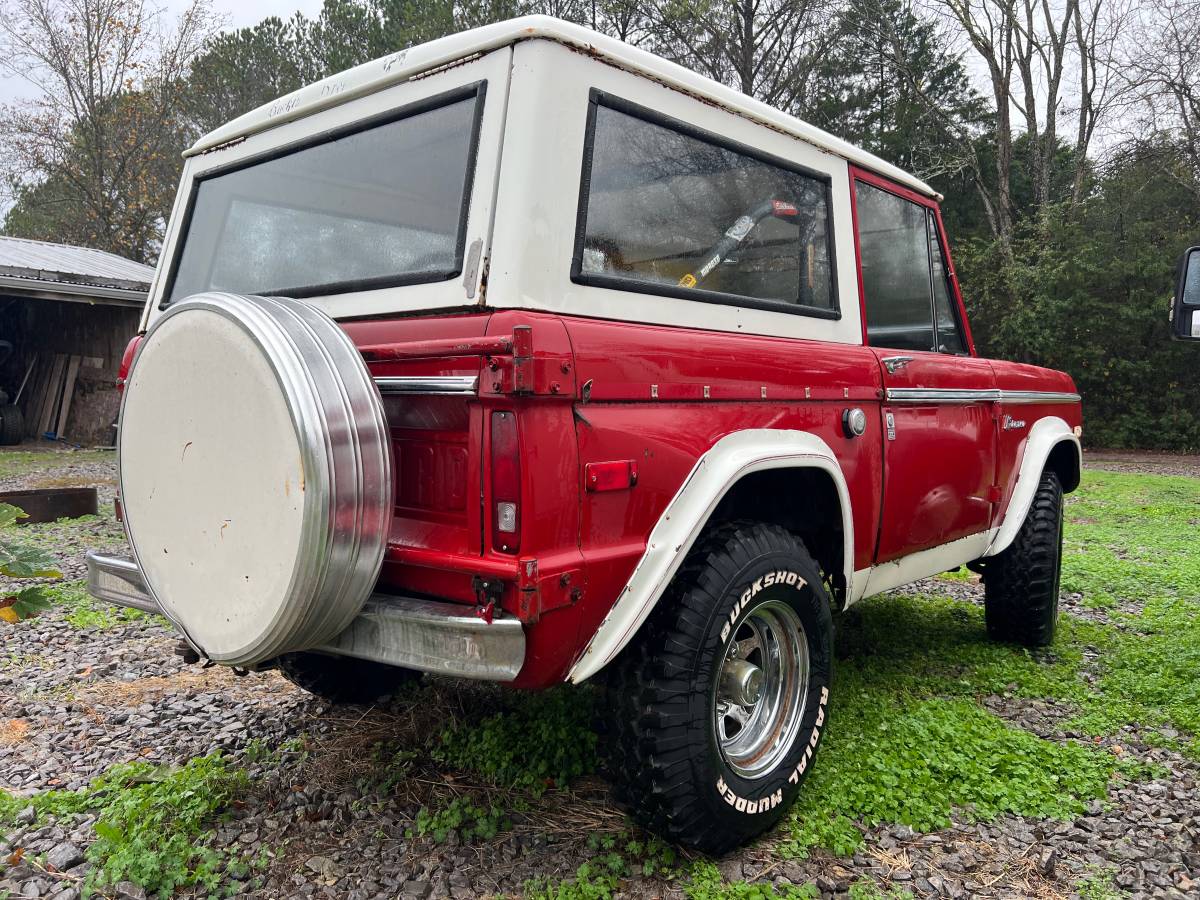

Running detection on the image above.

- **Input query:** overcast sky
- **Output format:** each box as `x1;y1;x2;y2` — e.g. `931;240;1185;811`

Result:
0;0;326;105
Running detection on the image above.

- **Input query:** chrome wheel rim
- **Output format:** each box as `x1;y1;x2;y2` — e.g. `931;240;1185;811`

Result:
714;599;809;780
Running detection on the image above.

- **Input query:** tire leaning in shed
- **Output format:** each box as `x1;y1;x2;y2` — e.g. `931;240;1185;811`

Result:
0;405;24;446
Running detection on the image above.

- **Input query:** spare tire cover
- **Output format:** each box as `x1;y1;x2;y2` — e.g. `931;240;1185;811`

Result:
119;292;392;666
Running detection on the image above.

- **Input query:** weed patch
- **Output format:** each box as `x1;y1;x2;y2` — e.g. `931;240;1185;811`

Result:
0;752;247;895
684;861;816;898
777;469;1200;855
524;833;682;899
785;694;1112;856
407;796;507;843
525;860;623;900
43;579;147;629
434;686;597;792
1058;472;1200;753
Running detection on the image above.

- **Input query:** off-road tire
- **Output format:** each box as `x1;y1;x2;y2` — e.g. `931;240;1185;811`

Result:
982;470;1064;647
278;652;420;704
601;522;834;854
0;405;23;445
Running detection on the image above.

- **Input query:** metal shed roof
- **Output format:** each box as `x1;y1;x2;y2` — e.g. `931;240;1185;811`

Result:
0;236;153;306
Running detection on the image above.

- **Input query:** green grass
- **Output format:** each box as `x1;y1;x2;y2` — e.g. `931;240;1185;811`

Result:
1057;471;1200;750
14;512;126;556
1;466;1195;897
524;833;682;899
684;862;817;899
0;449;114;479
782;468;1200;855
0;752;248;895
1075;866;1122;900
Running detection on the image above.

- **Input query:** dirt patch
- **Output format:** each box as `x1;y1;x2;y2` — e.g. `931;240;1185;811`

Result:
72;667;294;707
0;719;29;747
1084;450;1200;477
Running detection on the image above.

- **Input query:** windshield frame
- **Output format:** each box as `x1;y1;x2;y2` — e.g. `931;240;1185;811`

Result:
160;81;488;308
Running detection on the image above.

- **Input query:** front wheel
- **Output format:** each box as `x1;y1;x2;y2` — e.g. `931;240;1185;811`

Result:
602;522;834;854
982;469;1064;647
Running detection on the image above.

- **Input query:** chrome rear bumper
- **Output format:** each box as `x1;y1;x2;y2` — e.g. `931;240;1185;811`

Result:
85;552;525;682
86;552;159;613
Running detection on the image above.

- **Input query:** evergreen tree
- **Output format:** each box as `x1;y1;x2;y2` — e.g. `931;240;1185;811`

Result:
805;0;988;179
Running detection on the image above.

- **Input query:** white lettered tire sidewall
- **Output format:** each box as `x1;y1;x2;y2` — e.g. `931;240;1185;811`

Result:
695;550;833;835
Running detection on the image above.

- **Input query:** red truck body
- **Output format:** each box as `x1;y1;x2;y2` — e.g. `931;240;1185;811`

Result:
338;164;1080;688
91;17;1084;852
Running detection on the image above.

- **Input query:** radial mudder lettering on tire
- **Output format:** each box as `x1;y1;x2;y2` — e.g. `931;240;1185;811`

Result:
602;522;834;854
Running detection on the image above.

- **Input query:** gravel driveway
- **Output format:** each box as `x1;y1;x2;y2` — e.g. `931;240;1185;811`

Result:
0;448;1197;899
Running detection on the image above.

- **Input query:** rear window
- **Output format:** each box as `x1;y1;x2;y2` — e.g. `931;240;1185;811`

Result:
164;85;485;304
573;93;838;318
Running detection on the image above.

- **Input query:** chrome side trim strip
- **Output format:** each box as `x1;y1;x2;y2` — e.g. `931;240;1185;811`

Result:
374;375;479;395
997;390;1083;404
885;388;1081;404
886;388;1000;403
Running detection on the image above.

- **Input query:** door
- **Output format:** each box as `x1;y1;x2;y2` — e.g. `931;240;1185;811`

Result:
851;169;996;563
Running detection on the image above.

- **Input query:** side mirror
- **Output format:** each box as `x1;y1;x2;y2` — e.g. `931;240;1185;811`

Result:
1171;246;1200;340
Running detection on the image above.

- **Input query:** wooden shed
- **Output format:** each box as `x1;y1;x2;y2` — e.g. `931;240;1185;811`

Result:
0;237;150;447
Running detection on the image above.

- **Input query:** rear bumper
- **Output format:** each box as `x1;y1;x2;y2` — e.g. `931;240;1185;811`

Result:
85;551;526;681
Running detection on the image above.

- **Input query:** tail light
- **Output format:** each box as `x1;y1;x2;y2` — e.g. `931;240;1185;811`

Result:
116;335;143;394
491;411;520;553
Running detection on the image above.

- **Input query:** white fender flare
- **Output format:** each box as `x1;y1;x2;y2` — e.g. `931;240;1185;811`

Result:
567;430;854;684
984;415;1080;558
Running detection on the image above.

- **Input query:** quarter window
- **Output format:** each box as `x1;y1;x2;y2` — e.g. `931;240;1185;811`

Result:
575;96;837;315
855;181;965;353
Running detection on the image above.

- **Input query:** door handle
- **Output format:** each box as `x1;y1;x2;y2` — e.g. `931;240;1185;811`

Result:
882;356;914;374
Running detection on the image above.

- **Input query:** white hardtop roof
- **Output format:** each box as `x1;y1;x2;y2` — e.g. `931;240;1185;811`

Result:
188;16;939;200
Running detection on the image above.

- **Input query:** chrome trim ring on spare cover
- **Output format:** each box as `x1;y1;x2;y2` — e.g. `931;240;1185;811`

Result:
118;292;392;667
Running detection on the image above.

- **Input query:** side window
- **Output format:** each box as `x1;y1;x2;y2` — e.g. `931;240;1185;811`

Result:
855;180;965;354
574;95;837;315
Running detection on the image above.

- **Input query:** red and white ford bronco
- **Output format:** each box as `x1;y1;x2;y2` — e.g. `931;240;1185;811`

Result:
87;16;1083;853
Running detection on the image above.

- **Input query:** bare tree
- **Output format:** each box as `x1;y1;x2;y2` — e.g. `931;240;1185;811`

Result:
642;0;837;113
1122;0;1200;202
835;0;998;234
931;0;1020;240
1068;0;1133;203
929;0;1134;238
0;0;219;261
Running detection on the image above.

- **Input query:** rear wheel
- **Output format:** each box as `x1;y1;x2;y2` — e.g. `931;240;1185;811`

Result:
982;470;1064;647
279;652;420;704
602;522;834;854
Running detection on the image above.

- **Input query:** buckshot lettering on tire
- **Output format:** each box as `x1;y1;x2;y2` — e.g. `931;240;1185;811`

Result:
86;15;1083;855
